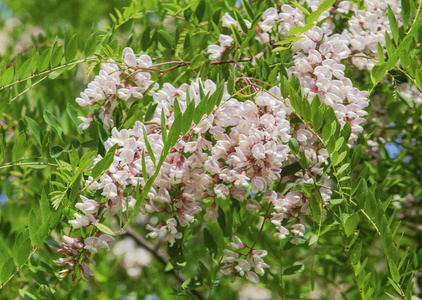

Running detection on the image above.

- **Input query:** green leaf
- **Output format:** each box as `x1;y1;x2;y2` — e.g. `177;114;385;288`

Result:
298;152;310;169
377;42;385;64
190;54;204;70
288;138;300;155
19;290;37;300
336;163;349;174
321;122;332;141
283;264;304;275
388;277;403;295
399;49;409;69
182;100;195;135
25;116;42;145
230;24;243;45
389;259;400;283
18;59;32;80
1;67;14;86
141;26;151;52
350;144;362;170
344;213;359;237
274;35;304;46
144;103;157;122
234;10;248;34
289;23;314;35
306;0;335;24
43;111;63;141
16;238;31;266
387;5;399;44
65;34;78;61
309;194;321;224
241;0;254;20
92;144;118;179
401;0;410;28
143;126;156;166
183;33;190;55
182;276;203;291
170;255;186;270
94;223;116;236
334;136;344;153
1;258;15;283
280;162;302;177
416;68;422;90
206;81;224;115
370;62;388;86
195;0;206;23
161;110;168;144
333;150;347;166
66;104;83;134
40;190;51;224
158;30;173;49
203;228;217;257
168;112;182;148
84;32;97;57
12;132;27;161
37;49;50;72
50;45;63;67
227;70;235;95
29;210;39;246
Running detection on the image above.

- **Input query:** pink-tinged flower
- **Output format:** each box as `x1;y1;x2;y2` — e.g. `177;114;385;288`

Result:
119;148;135;166
263;190;277;203
122;47;137;67
117;88;131;101
137;54;152;68
166;218;182;246
219;34;233;47
222;13;237;28
246;199;261;211
252;144;266;160
75;92;91;106
146;224;166;239
78;115;93;130
233;174;249;188
223;249;240;263
258;18;276;32
68;213;95;229
84;237;101;253
76;195;100;215
99;234;115;251
207;44;225;60
274;225;290;240
251;177;267;193
204;205;219;223
245;271;259;283
221;264;234;275
235;259;251;276
214;184;229;199
102;183;118;198
228;235;245;250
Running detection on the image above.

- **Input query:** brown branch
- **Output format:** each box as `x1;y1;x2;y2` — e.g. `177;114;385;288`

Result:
119;219;206;300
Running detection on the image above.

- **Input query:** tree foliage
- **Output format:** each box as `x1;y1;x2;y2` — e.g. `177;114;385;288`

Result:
0;0;422;299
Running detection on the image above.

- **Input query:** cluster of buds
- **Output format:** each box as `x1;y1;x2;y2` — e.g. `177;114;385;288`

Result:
145;218;183;246
53;236;95;281
221;236;270;284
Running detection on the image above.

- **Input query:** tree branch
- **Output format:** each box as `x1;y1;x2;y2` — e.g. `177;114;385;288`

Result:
118;219;206;300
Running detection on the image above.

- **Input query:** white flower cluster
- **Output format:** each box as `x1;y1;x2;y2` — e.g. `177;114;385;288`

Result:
339;0;402;70
207;8;278;59
278;1;370;143
76;48;158;129
221;236;270;284
63;0;392;283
